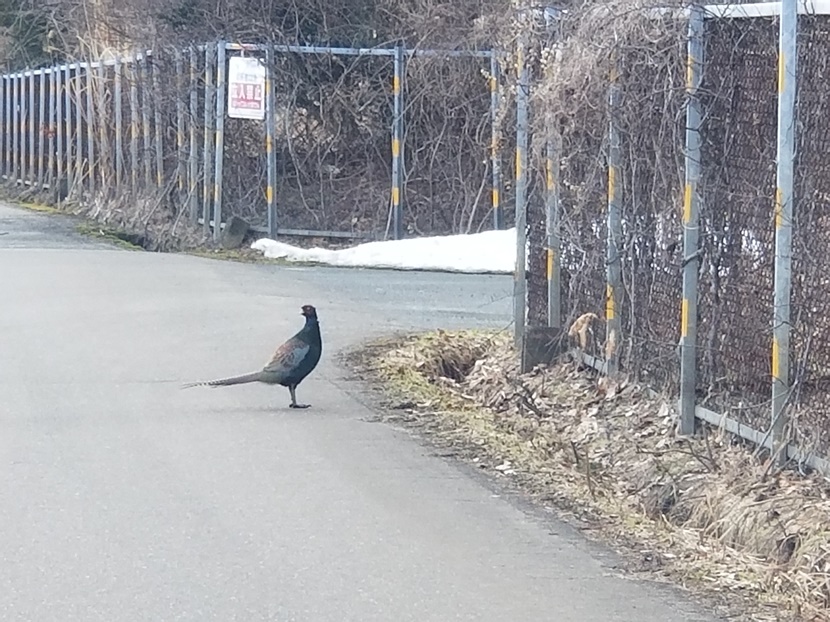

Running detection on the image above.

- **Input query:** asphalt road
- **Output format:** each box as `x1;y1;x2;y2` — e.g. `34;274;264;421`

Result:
0;203;722;622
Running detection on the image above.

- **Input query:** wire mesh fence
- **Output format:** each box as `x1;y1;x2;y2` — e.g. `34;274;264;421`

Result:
518;2;830;470
0;41;504;242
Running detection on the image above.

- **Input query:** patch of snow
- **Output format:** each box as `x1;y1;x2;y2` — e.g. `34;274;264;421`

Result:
251;228;517;274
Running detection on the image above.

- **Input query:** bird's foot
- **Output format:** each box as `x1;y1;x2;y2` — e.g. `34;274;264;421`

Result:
289;403;311;409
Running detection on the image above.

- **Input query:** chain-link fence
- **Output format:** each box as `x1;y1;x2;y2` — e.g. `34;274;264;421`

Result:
0;41;504;245
519;2;830;466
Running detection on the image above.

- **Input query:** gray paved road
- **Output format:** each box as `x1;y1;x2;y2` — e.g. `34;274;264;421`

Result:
0;203;722;622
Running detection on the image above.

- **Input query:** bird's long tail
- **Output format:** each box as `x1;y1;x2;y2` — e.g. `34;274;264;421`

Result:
181;371;264;389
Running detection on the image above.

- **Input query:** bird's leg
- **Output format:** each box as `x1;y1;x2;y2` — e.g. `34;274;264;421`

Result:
288;385;311;409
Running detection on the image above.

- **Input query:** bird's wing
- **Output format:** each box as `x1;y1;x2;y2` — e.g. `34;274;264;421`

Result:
262;338;311;378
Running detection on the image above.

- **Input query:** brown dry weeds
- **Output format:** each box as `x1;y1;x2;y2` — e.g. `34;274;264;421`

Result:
356;328;830;621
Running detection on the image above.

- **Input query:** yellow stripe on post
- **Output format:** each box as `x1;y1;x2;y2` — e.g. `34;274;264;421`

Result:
392;186;400;206
607;167;616;203
775;187;783;229
606;284;615;320
391;138;400;158
772;336;780;381
492;188;499;207
778;53;785;95
683;182;692;224
266;186;273;203
681;298;689;338
515;148;522;180
546;158;553;191
686;55;694;91
490;76;497;93
546;248;554;281
393;75;400;94
266;135;272;153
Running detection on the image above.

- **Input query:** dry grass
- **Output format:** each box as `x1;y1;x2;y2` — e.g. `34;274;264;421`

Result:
354;328;830;621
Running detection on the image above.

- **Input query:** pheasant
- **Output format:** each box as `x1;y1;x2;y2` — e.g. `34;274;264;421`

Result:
182;304;323;409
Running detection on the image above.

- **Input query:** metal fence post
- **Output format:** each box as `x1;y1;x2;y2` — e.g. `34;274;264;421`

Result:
188;46;198;223
771;0;798;465
130;58;139;190
265;44;278;238
175;50;186;197
37;69;46;188
202;44;216;234
73;67;83;196
114;57;123;189
64;64;73;190
212;40;227;240
21;73;28;183
71;68;82;196
97;62;109;191
12;74;19;183
391;43;405;240
0;75;6;177
679;4;704;436
140;54;152;187
606;55;623;375
55;67;63;187
545;8;563;330
152;57;164;188
514;33;530;348
47;70;56;188
489;52;503;231
28;71;35;183
85;63;96;195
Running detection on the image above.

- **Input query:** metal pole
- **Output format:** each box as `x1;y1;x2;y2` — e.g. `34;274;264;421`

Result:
175;50;186;197
212;41;227;240
265;44;278;238
140;54;151;187
115;58;123;189
37;69;46;188
130;59;139;190
64;64;72;190
188;46;198;222
12;74;19;183
98;62;109;191
771;0;797;465
28;71;35;183
514;34;529;348
47;70;56;188
56;68;63;187
21;74;28;183
152;57;164;188
490;53;503;231
679;4;704;436
545;10;563;329
202;44;216;234
391;44;405;240
605;55;623;376
0;76;5;177
85;63;96;195
73;67;83;196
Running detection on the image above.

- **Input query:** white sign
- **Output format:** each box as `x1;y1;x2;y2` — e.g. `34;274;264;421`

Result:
227;56;266;120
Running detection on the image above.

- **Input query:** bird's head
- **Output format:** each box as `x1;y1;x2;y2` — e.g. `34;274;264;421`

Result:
300;304;318;320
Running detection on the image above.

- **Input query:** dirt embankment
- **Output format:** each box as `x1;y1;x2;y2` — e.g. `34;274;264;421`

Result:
351;329;830;622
